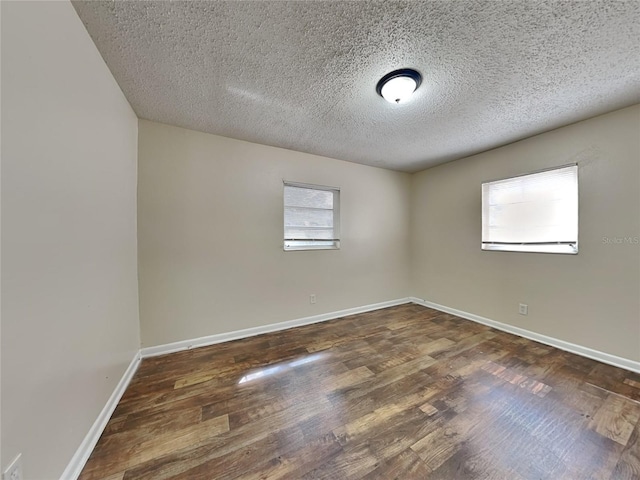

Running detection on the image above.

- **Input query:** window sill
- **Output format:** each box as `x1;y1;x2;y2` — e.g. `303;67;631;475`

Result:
284;243;340;252
482;244;578;254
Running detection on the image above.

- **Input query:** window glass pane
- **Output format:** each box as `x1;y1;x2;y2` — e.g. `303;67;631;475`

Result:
283;182;340;251
482;165;578;254
284;186;333;209
284;207;333;228
284;228;335;240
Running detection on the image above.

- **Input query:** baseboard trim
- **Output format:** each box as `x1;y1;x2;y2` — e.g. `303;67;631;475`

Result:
409;297;640;374
140;298;412;358
60;351;142;480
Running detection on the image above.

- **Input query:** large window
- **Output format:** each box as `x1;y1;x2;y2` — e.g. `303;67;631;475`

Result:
284;181;340;251
482;165;578;254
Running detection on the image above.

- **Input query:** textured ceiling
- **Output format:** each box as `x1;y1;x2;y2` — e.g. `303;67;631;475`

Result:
72;1;640;172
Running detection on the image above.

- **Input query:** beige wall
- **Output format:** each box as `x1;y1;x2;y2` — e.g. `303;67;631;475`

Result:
0;0;3;466
1;2;140;478
138;120;411;347
0;1;637;475
411;105;640;362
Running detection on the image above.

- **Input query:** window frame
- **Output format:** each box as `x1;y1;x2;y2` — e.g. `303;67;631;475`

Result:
481;164;579;255
283;181;341;251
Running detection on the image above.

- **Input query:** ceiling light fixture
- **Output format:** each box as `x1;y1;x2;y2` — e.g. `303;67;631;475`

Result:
376;68;422;104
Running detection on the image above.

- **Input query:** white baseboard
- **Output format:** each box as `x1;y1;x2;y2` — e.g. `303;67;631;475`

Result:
60;351;142;480
141;298;411;358
409;297;640;374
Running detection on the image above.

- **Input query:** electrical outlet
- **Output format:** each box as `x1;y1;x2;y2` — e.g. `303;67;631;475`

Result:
519;303;528;315
310;294;316;304
3;454;22;480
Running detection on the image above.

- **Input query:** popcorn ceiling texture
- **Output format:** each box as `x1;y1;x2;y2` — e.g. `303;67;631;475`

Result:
72;1;639;172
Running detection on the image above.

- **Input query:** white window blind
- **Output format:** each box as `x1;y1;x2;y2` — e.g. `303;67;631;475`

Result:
284;182;340;251
482;165;578;254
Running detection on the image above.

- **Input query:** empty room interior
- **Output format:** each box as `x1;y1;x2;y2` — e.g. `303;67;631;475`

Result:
2;1;640;479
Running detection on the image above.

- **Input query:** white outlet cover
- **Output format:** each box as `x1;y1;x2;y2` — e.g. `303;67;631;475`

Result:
3;454;22;480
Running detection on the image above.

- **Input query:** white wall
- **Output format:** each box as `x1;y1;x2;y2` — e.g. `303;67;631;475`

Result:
1;2;140;478
411;105;640;362
138;120;411;347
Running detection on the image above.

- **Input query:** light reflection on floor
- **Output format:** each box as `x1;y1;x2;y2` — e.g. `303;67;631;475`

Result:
238;352;328;384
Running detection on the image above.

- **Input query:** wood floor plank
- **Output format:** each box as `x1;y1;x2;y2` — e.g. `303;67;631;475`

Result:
333;386;436;446
590;393;640;445
325;365;375;392
611;420;640;479
101;474;124;480
300;443;380;479
362;447;433;479
410;412;478;471
89;406;203;460
121;425;300;480
562;429;624;480
79;304;639;479
232;432;343;480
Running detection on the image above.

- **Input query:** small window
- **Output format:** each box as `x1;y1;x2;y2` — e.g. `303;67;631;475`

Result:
284;181;340;251
482;165;578;254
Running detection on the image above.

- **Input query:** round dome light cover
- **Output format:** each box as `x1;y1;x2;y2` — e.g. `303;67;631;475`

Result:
376;69;422;104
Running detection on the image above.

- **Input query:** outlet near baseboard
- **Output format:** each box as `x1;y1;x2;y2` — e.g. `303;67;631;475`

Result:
519;303;528;315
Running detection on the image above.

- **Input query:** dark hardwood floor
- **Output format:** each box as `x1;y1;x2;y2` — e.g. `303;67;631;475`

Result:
80;304;640;479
